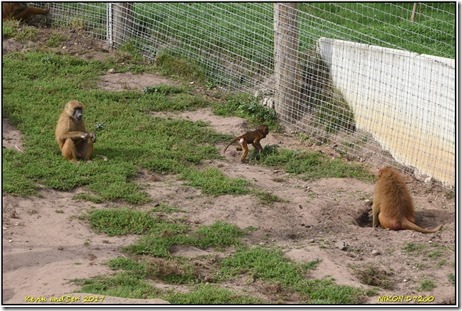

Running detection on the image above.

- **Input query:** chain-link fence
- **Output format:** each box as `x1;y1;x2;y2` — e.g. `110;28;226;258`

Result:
38;2;455;187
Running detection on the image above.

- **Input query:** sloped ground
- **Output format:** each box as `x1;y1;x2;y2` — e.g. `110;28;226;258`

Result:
2;25;456;305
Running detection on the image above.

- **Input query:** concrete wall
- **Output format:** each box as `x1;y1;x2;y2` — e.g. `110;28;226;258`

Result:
318;37;455;186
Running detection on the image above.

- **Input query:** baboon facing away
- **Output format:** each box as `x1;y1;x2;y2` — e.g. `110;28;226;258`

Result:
372;167;443;234
55;100;96;163
223;125;269;163
2;3;49;21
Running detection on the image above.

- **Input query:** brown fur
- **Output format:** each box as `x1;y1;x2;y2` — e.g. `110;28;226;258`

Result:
2;3;49;21
55;100;95;163
372;167;442;233
223;125;269;162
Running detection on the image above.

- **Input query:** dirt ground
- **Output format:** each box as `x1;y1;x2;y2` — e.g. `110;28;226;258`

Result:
2;25;456;305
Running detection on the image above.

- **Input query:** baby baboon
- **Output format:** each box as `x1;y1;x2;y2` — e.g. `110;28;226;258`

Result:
372;167;442;233
2;3;49;21
55;100;96;162
223;125;269;162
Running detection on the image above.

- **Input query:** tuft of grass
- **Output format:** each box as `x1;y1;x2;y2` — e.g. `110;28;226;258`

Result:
181;167;250;196
88;208;158;236
213;93;280;130
448;273;455;285
125;221;244;257
2;20;19;38
107;257;146;275
255;146;373;182
164;283;264;304
46;33;68;47
252;190;285;204
5;23;38;41
220;247;365;304
351;263;394;289
193;221;245;249
418;279;436;291
72;272;160;299
143;84;188;95
402;242;426;254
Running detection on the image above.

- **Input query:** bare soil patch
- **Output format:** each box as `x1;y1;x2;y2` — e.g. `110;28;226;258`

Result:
2;26;456;305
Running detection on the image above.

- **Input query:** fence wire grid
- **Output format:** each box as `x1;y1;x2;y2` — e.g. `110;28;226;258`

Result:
39;2;455;187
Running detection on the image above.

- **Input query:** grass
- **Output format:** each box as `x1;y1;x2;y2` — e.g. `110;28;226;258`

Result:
255;145;374;182
212;93;280;130
181;167;250;196
89;208;164;236
88;208;188;238
418;279;436;292
164;284;264;304
351;263;394;289
402;242;427;253
220;247;365;303
75;243;365;304
2;51;246;202
123;220;244;257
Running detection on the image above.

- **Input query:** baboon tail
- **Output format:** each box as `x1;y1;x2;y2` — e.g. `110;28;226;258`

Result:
402;218;443;234
223;137;239;153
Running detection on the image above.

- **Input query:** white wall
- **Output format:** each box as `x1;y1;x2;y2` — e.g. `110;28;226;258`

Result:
318;37;455;186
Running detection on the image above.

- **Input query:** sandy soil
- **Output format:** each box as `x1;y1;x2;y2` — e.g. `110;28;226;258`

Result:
2;25;456;305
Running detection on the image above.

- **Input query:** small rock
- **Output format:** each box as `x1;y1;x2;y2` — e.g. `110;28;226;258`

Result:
108;68;115;73
335;241;348;251
371;249;380;256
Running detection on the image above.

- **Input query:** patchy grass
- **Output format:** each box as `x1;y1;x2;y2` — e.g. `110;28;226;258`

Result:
351;263;394;289
181;167;250;196
213;93;280;130
2;51;243;203
255;145;373;182
164;283;264;304
72;272;160;299
89;208;162;236
418;279;436;291
124;221;244;257
220;247;366;303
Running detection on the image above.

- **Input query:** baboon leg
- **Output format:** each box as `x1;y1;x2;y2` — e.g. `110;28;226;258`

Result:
252;141;263;152
372;202;380;228
61;138;78;163
240;141;249;162
82;140;94;161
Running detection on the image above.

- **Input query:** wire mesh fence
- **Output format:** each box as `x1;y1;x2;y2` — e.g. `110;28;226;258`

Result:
38;2;455;187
